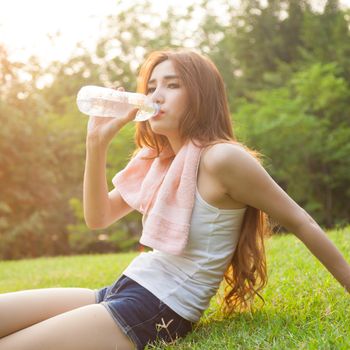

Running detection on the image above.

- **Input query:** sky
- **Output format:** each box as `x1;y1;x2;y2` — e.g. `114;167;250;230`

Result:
0;0;197;65
0;0;349;66
0;0;128;64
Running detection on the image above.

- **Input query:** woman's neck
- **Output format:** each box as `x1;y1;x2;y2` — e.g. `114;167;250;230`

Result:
167;136;185;155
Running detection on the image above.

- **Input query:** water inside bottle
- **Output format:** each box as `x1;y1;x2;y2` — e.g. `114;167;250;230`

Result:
76;85;159;121
77;97;132;118
135;103;159;121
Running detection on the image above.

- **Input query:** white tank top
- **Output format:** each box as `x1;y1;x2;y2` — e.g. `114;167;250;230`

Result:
123;187;246;322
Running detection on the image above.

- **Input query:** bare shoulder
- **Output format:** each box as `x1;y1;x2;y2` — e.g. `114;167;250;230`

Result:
201;143;312;234
201;142;260;175
201;142;271;202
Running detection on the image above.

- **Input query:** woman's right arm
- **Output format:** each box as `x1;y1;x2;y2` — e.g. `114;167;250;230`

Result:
83;91;137;229
84;140;133;229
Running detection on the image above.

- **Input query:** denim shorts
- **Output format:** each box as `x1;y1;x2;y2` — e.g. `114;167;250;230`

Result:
95;275;194;349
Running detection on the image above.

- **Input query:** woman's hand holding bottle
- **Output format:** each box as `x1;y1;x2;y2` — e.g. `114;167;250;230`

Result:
86;87;137;149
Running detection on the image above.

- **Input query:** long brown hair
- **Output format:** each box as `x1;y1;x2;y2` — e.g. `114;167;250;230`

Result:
135;49;270;315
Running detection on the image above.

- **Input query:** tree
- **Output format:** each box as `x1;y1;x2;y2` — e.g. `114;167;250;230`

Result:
234;62;350;227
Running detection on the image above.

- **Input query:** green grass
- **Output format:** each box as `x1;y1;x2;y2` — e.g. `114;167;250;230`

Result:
1;228;349;349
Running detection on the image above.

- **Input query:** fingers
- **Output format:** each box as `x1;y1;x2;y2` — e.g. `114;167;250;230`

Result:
106;107;136;138
109;108;136;134
126;107;138;121
113;86;137;122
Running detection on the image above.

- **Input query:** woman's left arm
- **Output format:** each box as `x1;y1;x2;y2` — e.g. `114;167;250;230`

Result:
210;143;350;292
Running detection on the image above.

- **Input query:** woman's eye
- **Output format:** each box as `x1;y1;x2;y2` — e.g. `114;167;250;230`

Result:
146;83;179;94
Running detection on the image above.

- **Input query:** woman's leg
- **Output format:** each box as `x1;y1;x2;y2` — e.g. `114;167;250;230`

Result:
0;303;135;350
0;288;95;337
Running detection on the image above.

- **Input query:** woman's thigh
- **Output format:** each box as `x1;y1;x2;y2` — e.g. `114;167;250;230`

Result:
0;304;135;350
0;287;95;337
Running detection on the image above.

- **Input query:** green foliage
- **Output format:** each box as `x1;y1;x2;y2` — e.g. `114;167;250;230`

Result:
235;62;350;226
0;84;70;259
1;0;350;259
67;197;141;254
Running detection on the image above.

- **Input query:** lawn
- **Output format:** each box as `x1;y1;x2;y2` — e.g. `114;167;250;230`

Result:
0;227;349;349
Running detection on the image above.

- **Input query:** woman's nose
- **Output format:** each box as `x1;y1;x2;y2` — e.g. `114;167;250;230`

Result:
151;88;164;104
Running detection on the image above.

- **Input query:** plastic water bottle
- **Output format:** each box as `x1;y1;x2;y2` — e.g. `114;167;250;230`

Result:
76;85;159;122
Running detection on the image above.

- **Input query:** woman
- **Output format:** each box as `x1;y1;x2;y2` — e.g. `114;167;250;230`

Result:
0;50;349;350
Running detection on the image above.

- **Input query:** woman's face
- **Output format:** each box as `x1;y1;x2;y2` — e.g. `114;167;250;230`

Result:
146;59;189;140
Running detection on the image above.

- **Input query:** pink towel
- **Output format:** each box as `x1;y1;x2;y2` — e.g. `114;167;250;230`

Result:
112;140;203;255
